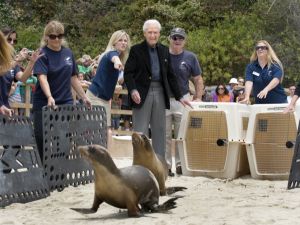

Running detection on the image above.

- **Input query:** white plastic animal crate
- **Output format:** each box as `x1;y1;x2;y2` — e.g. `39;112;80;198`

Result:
245;104;300;180
177;102;250;179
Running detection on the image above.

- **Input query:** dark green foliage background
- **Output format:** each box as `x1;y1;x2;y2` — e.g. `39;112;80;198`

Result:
1;0;300;86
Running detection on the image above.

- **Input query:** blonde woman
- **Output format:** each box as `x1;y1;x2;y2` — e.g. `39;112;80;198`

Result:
0;31;13;76
0;32;14;115
239;40;286;104
86;30;131;126
32;20;91;162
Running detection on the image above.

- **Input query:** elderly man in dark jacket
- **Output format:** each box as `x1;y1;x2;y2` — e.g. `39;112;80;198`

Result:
124;19;191;158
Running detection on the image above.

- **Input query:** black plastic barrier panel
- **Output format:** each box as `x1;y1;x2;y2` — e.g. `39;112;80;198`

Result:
288;124;300;189
42;105;107;191
0;115;49;207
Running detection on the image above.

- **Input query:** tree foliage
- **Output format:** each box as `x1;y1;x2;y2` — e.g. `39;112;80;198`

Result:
1;0;300;86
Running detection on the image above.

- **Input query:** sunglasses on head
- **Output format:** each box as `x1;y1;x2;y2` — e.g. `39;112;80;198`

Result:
171;36;184;41
255;45;268;51
7;37;17;44
48;34;64;40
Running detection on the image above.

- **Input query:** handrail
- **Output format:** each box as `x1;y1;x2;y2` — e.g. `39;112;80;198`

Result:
10;83;132;134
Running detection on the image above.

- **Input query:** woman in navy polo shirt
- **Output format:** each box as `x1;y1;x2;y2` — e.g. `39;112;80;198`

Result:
86;30;131;126
239;40;287;104
33;20;91;162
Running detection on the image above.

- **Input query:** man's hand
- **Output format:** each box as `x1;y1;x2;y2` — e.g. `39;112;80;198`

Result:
192;96;202;102
131;90;141;104
179;98;193;109
238;96;251;105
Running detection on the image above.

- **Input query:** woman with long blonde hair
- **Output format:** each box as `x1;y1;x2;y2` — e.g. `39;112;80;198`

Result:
0;31;13;76
240;40;286;104
86;30;131;127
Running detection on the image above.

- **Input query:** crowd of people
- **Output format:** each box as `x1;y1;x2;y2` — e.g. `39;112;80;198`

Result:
1;19;299;174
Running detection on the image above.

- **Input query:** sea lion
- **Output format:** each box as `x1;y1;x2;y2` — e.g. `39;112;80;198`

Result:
71;145;178;217
132;132;186;196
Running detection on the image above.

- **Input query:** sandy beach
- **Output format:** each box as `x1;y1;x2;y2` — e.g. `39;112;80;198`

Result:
1;157;300;225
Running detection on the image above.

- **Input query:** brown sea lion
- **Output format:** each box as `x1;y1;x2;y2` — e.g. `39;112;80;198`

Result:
132;132;186;196
71;145;178;217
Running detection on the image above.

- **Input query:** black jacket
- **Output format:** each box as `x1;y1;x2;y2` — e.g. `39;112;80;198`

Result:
124;40;182;109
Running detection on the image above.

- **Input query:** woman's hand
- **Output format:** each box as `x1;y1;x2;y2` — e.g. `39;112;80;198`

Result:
82;96;92;108
47;96;56;109
114;62;124;71
257;88;268;99
0;105;13;117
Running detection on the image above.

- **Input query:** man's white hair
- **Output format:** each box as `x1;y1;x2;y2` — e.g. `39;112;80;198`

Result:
143;19;161;32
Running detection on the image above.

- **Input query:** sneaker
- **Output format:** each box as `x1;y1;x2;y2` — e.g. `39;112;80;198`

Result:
176;165;182;175
168;169;175;177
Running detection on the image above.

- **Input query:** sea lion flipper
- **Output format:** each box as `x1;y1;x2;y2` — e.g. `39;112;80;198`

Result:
71;208;97;214
151;197;180;212
166;186;187;195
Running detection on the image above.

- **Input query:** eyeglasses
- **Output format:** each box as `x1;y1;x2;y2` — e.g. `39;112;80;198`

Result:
48;34;64;40
171;36;184;41
217;87;225;90
255;45;268;51
7;38;17;44
290;88;296;91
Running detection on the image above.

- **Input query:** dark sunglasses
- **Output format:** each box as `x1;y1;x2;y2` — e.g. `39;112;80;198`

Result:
217;87;225;90
48;34;64;40
255;45;268;51
7;38;17;44
171;36;184;41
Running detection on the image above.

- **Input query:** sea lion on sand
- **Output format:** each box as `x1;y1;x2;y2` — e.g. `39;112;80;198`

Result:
132;132;187;196
71;145;178;217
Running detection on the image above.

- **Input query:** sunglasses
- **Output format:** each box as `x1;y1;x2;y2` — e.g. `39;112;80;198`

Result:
255;46;268;51
48;34;64;40
217;87;225;90
7;38;17;44
171;36;184;41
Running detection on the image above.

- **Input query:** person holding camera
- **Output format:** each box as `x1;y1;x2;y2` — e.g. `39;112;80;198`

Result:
0;27;42;116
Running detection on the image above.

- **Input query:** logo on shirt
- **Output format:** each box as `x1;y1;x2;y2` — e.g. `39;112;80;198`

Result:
65;57;73;66
268;70;272;76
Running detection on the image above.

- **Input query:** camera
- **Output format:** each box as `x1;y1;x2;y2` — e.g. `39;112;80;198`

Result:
27;50;34;57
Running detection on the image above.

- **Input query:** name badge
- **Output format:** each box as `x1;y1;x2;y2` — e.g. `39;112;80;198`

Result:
252;71;260;76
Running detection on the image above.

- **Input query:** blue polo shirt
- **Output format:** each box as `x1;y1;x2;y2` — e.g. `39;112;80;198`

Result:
170;50;202;96
88;50;120;101
0;66;21;107
33;46;77;110
245;60;287;104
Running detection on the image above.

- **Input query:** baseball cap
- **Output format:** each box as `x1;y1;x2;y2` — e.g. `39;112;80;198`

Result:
229;78;238;85
170;27;186;38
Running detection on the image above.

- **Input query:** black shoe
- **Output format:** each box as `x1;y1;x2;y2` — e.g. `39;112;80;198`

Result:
168;169;175;177
176;165;182;175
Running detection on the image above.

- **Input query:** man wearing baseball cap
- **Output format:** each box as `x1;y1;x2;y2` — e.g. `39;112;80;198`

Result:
166;27;204;175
